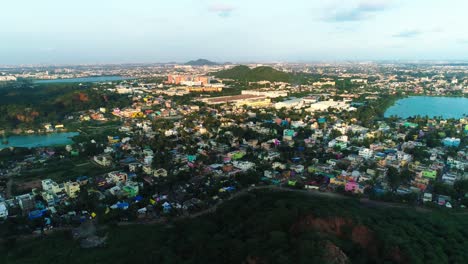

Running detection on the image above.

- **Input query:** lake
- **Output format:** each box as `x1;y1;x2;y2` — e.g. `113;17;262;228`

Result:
33;76;133;84
385;96;468;119
0;132;79;148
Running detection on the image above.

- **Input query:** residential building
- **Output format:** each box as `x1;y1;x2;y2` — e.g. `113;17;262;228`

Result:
0;202;8;219
64;181;81;198
42;179;62;194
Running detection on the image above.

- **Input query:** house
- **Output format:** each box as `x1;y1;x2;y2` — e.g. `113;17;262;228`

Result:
0;202;8;219
232;161;255;171
291;164;304;173
41;192;56;206
443;137;461;147
122;182;139;198
16;194;35;212
345;181;360;193
358;148;374;159
162;202;172;213
228;151;246;160
107;171;128;184
442;173;457;185
422;193;433;203
143;165;153;175
421;170;437;180
42;179;62;194
94;154;112;167
64;181;81;198
109;186;122;196
330;178;346;186
153;168;168;178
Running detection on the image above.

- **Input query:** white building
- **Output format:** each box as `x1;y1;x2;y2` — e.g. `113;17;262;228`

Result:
42;179;62;194
306;100;350;112
358;148;374;159
232;161;255;171
241;90;288;98
442;173;458;185
274;98;304;109
0;202;8;219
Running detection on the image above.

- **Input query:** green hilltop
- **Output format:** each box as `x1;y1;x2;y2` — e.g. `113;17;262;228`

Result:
213;65;291;82
185;59;218;66
3;190;468;264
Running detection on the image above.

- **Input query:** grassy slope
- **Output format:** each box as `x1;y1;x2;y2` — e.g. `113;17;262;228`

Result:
2;190;468;264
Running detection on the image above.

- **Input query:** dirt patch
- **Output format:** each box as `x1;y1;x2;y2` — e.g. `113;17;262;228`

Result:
290;215;407;263
15;180;42;192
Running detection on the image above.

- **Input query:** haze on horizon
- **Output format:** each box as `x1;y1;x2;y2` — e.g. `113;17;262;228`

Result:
2;0;468;65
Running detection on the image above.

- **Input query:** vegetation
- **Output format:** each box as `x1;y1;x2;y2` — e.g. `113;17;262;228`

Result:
213;65;291;82
3;190;468;264
0;81;131;130
185;59;218;66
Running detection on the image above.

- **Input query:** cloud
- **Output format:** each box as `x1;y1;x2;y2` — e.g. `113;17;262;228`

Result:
358;0;391;12
324;0;392;22
208;3;235;18
392;30;422;38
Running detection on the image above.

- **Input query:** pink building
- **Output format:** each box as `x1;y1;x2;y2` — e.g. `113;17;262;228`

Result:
345;181;359;193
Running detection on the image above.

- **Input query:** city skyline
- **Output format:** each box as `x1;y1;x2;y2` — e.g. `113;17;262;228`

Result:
2;0;468;65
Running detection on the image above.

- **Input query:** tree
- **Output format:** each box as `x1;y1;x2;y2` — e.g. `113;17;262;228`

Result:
387;166;401;191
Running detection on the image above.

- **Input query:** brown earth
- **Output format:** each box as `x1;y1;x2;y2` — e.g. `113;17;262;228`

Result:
290;215;407;263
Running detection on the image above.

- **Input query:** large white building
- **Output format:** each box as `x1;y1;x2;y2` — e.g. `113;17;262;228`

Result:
241;90;288;98
306;100;350;112
274;98;304;109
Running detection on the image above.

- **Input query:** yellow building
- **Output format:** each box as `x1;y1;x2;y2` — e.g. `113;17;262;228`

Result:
235;98;271;108
186;87;222;92
330;178;346;186
64;181;81;198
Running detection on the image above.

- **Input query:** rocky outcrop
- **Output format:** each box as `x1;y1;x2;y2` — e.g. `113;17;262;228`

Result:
290;215;407;263
323;241;349;264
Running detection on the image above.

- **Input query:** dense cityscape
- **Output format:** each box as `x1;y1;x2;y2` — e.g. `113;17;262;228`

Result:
0;60;467;263
2;0;468;262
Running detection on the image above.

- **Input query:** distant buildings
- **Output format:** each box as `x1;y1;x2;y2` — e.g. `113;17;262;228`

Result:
0;76;16;82
241;90;288;98
167;75;211;86
198;94;271;108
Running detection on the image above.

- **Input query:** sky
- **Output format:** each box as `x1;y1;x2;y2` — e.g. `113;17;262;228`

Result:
1;0;468;65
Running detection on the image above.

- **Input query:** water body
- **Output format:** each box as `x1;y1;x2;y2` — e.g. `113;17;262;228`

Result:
385;96;468;119
1;132;79;148
33;76;133;84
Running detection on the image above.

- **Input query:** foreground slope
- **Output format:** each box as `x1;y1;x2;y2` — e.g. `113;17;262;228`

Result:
2;190;468;264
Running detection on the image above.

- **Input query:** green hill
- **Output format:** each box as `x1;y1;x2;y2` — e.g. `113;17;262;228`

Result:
214;65;291;82
185;59;218;66
3;190;468;264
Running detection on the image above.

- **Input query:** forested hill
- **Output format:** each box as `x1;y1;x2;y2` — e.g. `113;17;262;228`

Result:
213;65;291;82
0;82;131;130
185;59;218;66
3;190;468;264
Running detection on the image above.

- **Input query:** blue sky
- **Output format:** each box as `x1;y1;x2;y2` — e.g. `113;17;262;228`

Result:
1;0;467;64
